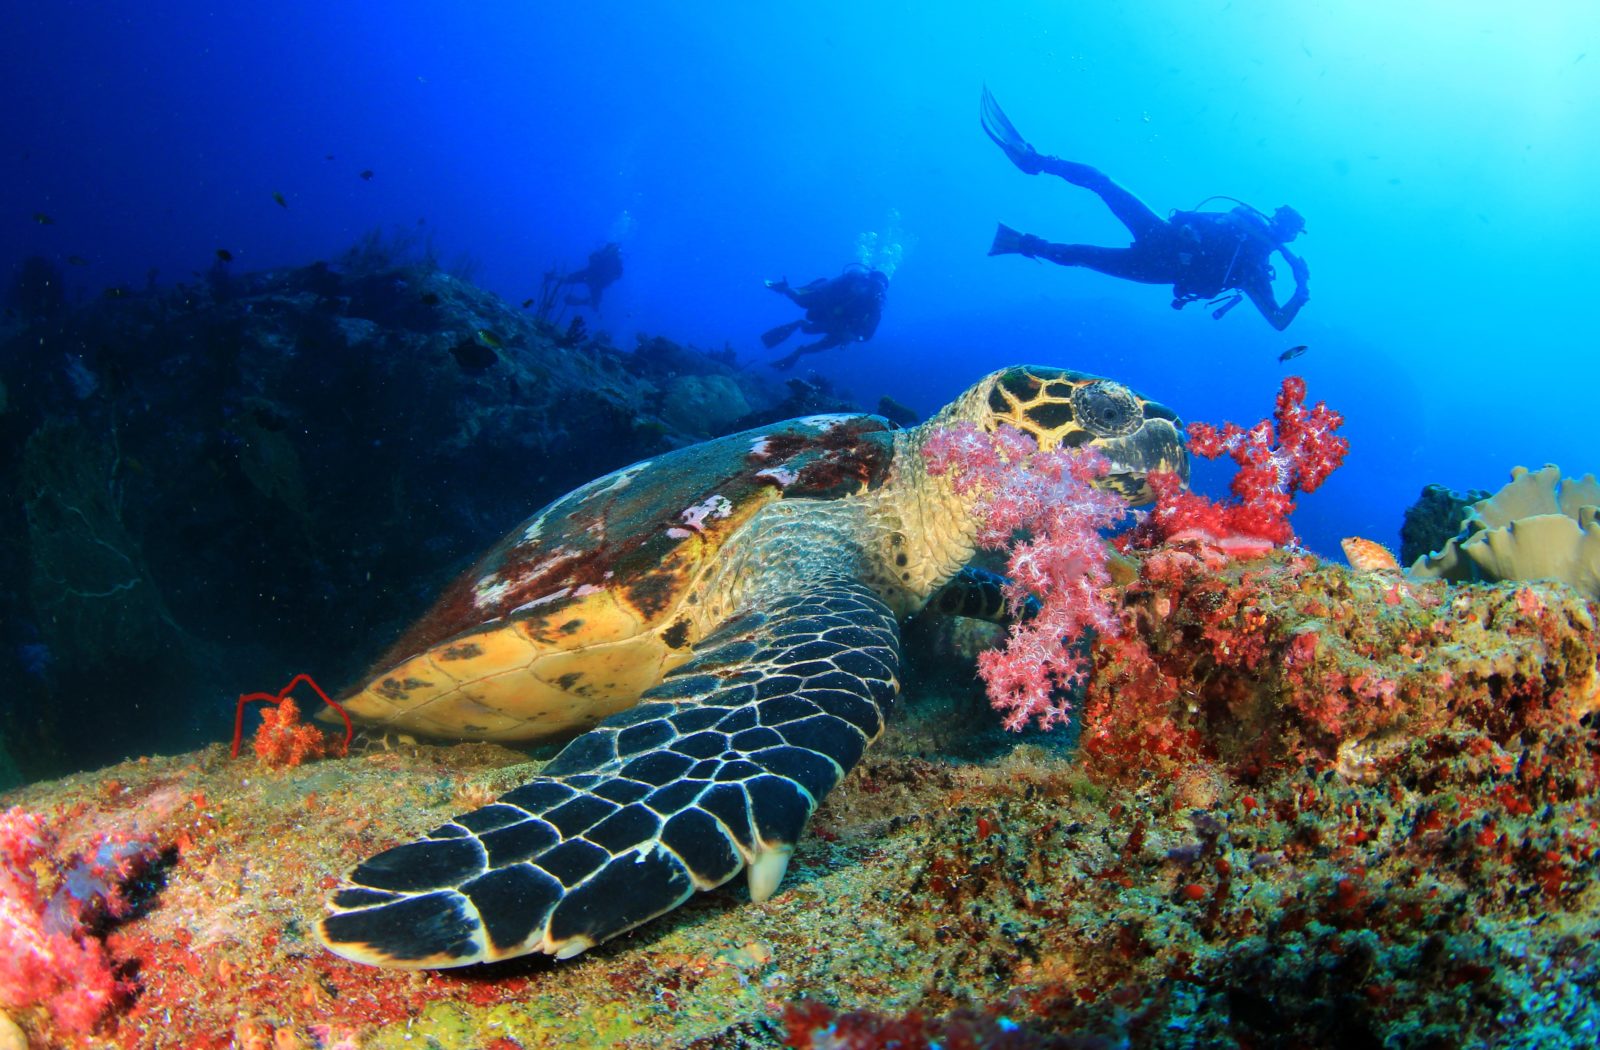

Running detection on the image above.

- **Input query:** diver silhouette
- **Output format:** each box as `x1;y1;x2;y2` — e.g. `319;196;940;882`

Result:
562;242;623;311
982;87;1310;331
761;267;888;370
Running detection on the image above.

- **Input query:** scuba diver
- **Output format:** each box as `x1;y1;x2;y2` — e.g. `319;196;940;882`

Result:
981;87;1310;331
562;241;623;311
760;266;889;369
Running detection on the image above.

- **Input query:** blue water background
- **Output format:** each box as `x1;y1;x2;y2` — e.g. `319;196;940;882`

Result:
5;2;1597;557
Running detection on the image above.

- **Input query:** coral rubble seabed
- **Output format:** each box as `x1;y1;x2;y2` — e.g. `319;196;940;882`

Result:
2;551;1599;1048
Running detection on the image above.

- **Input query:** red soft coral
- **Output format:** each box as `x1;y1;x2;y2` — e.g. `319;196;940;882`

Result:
924;423;1127;730
1135;376;1347;556
0;808;154;1035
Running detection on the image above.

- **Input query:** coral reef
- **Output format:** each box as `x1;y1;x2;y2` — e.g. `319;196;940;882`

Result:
1;552;1596;1048
0;807;160;1036
1411;464;1600;601
781;999;1089;1049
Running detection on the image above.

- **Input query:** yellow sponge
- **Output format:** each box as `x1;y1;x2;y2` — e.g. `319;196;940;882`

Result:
1411;465;1600;600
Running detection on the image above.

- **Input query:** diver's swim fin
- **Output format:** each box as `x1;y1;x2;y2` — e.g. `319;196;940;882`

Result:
988;223;1023;257
761;320;803;348
981;86;1041;173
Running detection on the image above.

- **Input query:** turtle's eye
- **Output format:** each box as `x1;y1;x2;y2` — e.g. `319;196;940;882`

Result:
1070;381;1141;438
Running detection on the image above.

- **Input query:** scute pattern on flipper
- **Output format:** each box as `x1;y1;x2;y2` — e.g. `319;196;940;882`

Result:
318;577;900;968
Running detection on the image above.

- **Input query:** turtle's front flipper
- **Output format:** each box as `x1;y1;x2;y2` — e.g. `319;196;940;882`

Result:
927;565;1039;623
317;578;900;969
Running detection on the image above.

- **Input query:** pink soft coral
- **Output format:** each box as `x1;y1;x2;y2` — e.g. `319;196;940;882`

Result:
0;807;155;1035
1134;375;1347;555
924;423;1127;730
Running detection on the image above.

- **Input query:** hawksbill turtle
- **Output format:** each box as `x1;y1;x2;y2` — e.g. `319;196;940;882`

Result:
318;365;1187;968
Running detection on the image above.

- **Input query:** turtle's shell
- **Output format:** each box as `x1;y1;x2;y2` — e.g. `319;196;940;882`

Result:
340;414;898;741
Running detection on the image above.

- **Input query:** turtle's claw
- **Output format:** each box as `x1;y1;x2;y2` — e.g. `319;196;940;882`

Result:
747;846;793;903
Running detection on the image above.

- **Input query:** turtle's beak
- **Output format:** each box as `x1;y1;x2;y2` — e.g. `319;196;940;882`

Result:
1095;413;1189;507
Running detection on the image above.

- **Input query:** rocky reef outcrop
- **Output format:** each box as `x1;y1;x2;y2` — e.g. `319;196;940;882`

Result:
0;260;853;779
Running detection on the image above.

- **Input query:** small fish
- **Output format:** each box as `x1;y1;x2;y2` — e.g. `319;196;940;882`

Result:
1278;344;1308;363
521;298;534;309
1341;537;1401;574
66;255;90;266
419;292;440;306
325;154;335;160
476;329;504;349
103;286;127;299
359;169;374;181
272;191;288;209
215;248;234;263
32;212;54;225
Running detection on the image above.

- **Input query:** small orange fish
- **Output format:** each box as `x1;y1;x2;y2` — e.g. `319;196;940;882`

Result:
1341;537;1400;573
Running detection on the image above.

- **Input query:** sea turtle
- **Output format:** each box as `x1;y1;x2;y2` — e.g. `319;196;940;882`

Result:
319;365;1188;968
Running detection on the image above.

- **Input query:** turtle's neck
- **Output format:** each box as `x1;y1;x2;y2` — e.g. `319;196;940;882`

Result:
869;423;982;613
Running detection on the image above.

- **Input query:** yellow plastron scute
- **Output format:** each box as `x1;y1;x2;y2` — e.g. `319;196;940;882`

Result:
1410;464;1600;600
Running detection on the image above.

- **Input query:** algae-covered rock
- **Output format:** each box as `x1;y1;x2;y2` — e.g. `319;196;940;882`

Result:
660;373;752;436
1411;464;1600;600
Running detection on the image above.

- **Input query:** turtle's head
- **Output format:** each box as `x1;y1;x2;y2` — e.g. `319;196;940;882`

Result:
938;365;1189;505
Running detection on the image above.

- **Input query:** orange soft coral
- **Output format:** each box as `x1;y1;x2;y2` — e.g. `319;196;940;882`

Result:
251;696;333;768
231;673;352;767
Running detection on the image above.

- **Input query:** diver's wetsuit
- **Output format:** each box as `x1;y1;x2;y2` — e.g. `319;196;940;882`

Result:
762;270;887;369
994;159;1309;331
